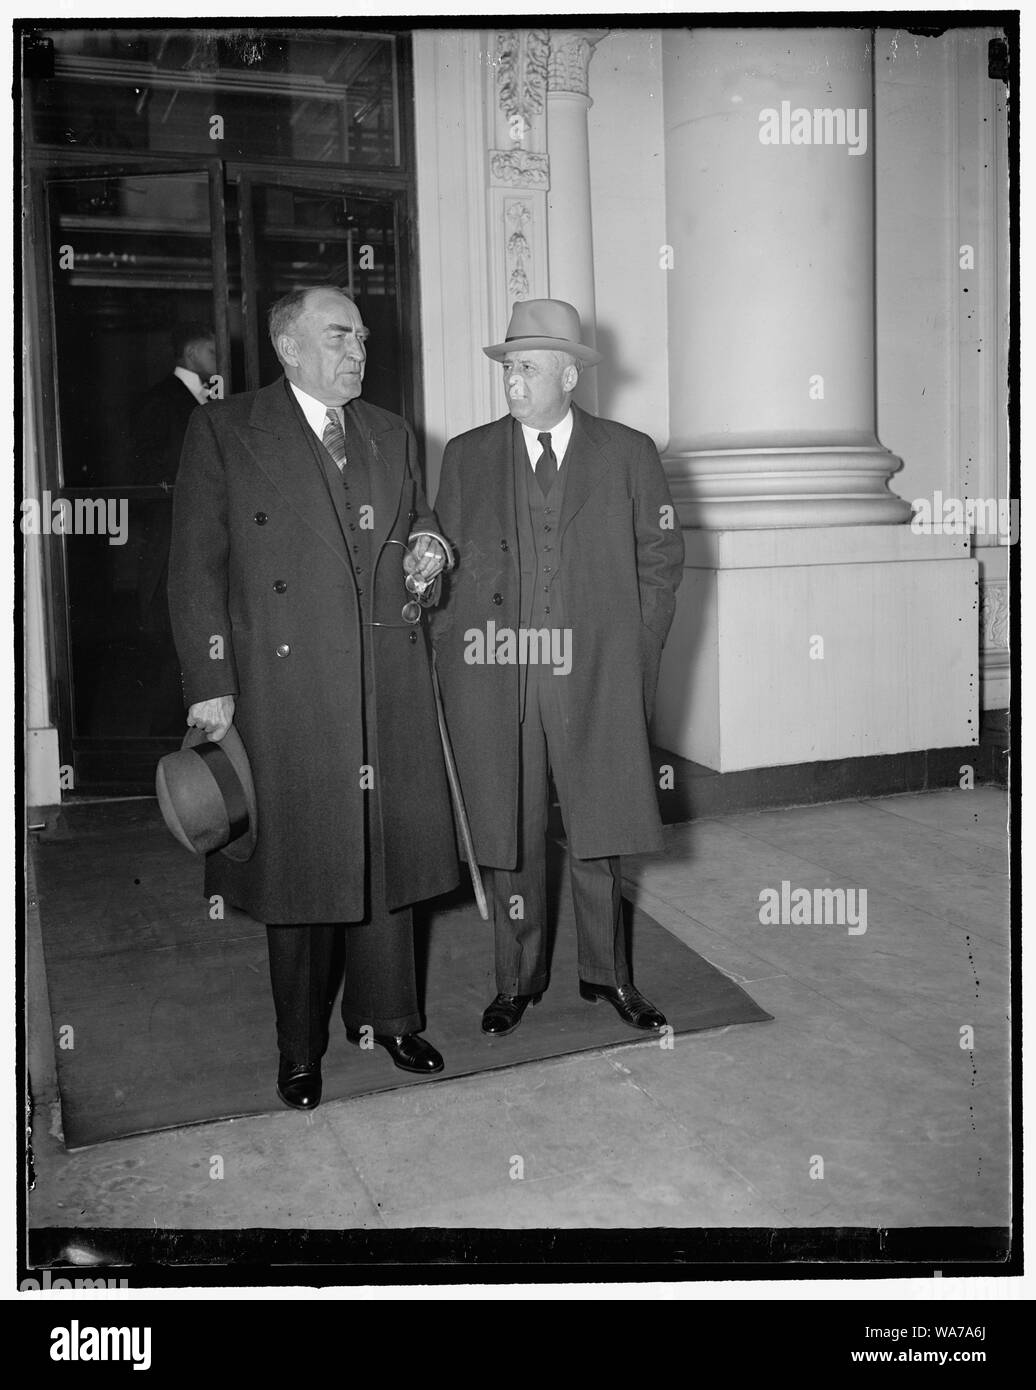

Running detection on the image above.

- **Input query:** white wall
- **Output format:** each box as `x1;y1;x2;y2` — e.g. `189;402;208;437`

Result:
874;28;957;504
874;25;1010;709
587;28;669;450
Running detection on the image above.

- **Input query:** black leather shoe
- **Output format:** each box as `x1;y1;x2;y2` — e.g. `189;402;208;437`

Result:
579;981;667;1031
276;1056;322;1110
345;1028;444;1074
481;991;543;1036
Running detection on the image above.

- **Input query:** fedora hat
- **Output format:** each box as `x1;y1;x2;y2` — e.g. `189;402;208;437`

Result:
156;724;257;862
483;299;602;366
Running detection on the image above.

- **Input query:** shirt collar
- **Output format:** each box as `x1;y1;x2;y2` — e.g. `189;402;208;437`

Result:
289;381;345;439
521;408;574;466
173;366;209;404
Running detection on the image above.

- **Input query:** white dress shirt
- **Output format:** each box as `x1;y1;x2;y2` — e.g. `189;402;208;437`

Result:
521;409;574;469
289;381;336;438
288;381;452;568
174;366;210;404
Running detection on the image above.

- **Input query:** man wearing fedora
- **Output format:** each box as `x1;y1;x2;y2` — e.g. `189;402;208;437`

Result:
167;286;458;1110
432;299;684;1036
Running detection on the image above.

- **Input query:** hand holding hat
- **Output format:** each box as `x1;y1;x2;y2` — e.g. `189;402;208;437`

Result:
156;722;258;862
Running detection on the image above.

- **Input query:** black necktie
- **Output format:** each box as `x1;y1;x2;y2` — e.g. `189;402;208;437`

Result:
322;408;348;470
535;432;557;496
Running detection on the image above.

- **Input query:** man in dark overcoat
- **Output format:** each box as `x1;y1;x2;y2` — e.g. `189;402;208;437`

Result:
131;321;218;488
432;299;685;1037
168;287;458;1110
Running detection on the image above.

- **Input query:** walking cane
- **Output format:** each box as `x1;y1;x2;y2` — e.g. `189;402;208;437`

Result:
431;656;489;922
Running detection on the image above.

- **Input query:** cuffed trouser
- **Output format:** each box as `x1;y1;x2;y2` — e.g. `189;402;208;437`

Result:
265;756;421;1063
487;673;630;997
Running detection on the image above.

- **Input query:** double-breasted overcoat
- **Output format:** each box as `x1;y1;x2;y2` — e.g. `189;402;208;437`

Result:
167;378;458;923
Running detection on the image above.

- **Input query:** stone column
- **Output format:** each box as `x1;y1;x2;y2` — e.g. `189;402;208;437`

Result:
653;28;977;771
546;29;607;413
663;27;911;527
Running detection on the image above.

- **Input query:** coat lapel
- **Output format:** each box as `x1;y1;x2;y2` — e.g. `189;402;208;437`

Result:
558;404;608;538
350;399;406;555
236;380;350;566
485;415;519;541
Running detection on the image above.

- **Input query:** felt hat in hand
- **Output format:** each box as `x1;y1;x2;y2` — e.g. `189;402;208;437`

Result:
483;299;602;366
155;725;258;862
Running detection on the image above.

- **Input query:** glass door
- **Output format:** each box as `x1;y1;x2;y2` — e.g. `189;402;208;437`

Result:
37;164;230;790
236;173;411;415
34;161;417;792
26;27;419;794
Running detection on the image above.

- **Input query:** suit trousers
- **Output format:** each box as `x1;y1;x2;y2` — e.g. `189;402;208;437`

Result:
488;672;630;996
265;636;422;1062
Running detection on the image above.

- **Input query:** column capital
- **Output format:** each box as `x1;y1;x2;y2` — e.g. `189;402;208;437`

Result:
547;29;608;99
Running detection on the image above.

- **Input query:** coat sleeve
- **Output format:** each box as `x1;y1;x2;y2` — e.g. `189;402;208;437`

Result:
397;420;450;604
632;434;685;644
167;407;240;706
428;436;464;643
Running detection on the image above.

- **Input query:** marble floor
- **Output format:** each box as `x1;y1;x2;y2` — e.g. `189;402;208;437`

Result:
28;787;1011;1233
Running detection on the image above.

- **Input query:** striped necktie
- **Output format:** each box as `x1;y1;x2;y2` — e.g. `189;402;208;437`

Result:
322;408;348;470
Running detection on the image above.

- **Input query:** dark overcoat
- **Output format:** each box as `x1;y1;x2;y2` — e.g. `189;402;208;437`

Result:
167;378;458;923
129;375;199;628
431;404;684;867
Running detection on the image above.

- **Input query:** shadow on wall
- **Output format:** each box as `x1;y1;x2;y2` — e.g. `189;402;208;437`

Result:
594;317;698;790
592;319;640;424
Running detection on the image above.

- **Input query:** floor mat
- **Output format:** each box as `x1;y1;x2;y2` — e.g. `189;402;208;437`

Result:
32;800;773;1146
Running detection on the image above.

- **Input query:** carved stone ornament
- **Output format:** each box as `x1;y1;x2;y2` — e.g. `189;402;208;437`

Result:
979;581;1010;650
496;30;549;128
505;200;532;301
489;149;550;189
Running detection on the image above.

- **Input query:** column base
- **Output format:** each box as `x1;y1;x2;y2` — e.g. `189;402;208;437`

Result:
654;526;978;773
664;447;915;528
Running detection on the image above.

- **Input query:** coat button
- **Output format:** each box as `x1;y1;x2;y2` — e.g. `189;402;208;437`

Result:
276;643;291;657
273;580;287;593
408;631;418;644
254;511;268;525
492;593;503;605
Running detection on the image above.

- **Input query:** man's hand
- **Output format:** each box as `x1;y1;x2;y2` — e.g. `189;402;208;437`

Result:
187;695;236;741
403;534;447;585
